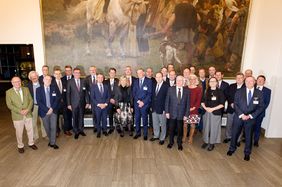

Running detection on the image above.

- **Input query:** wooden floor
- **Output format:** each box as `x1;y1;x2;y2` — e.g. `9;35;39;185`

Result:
0;97;282;187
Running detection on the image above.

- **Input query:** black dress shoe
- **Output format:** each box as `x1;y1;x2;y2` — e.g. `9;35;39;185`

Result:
129;132;133;136
178;145;183;151
103;131;109;136
244;155;250;161
108;129;114;134
167;144;173;149
254;142;259;147
93;128;97;133
227;150;234;156
29;144;38;150
133;134;141;139
120;133;124;137
150;137;158;141
201;143;208;149
80;132;86;136
159;140;164;145
97;132;101;138
223;138;231;143
74;134;79;139
144;136;148;141
237;142;241;147
207;144;215;151
18;147;24;153
50;144;59;149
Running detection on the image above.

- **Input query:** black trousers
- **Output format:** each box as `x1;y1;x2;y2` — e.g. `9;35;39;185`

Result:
62;105;73;131
169;119;183;146
108;103;115;130
72;105;85;134
229;117;255;156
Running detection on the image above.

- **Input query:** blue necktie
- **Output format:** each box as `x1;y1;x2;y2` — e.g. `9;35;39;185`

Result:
247;90;252;105
46;87;51;108
139;79;143;89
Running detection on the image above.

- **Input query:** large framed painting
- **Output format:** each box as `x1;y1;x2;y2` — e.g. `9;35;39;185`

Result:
41;0;251;77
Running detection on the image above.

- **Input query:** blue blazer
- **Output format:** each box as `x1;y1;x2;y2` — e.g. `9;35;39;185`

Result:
36;85;61;118
152;82;169;114
90;84;110;110
259;87;271;117
132;77;152;108
165;86;190;120
234;88;265;119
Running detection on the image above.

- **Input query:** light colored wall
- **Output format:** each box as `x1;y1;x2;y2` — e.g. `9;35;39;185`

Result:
0;0;282;137
0;0;44;72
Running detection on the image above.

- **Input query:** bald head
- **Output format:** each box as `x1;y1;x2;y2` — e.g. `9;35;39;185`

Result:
176;75;184;87
11;76;22;90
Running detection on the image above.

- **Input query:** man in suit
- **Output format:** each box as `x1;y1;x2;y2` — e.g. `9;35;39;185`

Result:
6;76;38;153
61;65;73;136
103;68;119;134
244;69;253;78
165;75;190;150
168;70;176;87
146;67;156;128
53;69;72;136
133;68;152;140
161;67;169;82
27;71;47;140
198;68;208;132
36;75;60;149
39;65;54;85
124;66;137;86
227;76;265;161
85;66;98;132
215;71;229;93
67;67;90;139
223;72;245;143
91;73;110;138
150;72;169;145
208;66;216;78
254;75;271;147
183;68;190;85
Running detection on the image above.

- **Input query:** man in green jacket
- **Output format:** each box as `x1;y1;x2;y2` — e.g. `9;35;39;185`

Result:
6;76;38;153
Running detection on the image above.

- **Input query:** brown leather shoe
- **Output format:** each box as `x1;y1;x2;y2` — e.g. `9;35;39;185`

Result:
18;147;24;153
29;144;38;150
64;131;72;136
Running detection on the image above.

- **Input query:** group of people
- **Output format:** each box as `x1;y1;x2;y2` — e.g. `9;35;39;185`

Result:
6;64;271;161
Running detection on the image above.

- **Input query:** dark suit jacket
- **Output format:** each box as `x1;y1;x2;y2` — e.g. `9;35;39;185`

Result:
152;82;169;114
234;88;265;119
85;74;97;92
90;84;110;109
36;85;61;118
67;78;89;108
165;86;190;120
132;77;152;108
27;81;35;99
103;78;119;99
259;86;271;117
226;83;245;113
219;80;229;96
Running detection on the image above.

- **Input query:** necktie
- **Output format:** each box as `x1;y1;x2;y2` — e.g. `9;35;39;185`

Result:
111;80;114;91
92;75;95;84
76;79;80;91
16;89;23;103
58;80;62;93
247;90;252;105
155;84;160;95
177;88;181;104
139;79;143;89
46;87;51;108
100;84;103;95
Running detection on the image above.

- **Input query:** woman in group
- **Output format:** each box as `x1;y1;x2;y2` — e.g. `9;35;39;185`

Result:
183;74;202;144
201;77;225;151
114;76;134;137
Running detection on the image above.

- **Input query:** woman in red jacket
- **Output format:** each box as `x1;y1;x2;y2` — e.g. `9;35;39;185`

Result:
183;74;202;144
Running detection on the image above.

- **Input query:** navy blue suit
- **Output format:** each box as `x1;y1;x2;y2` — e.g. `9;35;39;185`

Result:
36;85;61;118
165;86;190;146
229;88;265;156
132;77;152;137
152;82;169;114
91;83;110;133
254;86;271;143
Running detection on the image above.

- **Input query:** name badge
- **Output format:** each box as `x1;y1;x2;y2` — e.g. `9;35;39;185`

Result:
83;87;86;90
143;86;148;91
52;93;56;96
63;89;67;92
253;101;259;105
211;96;217;101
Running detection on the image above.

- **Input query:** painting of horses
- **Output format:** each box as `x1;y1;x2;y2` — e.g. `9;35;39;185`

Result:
42;0;251;77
